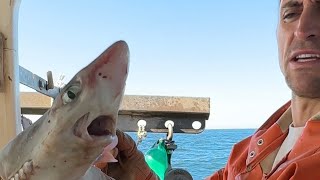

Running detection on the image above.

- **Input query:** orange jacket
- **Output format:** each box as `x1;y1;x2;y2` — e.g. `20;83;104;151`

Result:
206;101;320;180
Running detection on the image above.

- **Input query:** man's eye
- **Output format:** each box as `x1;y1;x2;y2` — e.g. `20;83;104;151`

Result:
282;10;300;22
284;13;296;19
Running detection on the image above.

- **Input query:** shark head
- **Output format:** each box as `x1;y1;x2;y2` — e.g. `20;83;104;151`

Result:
0;41;129;180
48;40;129;147
30;40;129;179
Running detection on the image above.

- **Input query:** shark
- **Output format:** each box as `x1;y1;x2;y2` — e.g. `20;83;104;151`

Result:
0;40;129;180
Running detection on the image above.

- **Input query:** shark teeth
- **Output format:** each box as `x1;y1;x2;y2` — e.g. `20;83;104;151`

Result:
9;161;33;180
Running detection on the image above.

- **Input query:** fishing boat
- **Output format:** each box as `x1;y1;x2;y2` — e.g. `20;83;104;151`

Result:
0;1;210;179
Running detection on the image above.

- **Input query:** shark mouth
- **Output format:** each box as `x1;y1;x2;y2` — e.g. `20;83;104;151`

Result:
73;113;115;141
87;115;113;136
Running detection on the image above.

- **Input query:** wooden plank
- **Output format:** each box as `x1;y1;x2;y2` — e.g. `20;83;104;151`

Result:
121;95;210;115
20;92;52;114
20;92;210;116
20;92;211;134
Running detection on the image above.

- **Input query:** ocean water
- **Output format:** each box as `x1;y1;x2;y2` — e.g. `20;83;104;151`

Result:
127;129;256;180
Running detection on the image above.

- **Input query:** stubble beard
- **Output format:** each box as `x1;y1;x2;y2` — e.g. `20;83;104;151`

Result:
285;72;320;98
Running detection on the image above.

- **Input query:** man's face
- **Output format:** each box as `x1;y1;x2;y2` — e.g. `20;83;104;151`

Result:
278;0;320;98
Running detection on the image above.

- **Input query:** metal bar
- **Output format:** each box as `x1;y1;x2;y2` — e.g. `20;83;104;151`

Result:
0;0;22;148
19;66;60;98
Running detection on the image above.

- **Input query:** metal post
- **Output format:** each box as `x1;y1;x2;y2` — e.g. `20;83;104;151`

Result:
0;0;22;148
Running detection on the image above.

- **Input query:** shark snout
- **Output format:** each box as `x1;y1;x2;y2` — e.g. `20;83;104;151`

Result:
87;40;129;95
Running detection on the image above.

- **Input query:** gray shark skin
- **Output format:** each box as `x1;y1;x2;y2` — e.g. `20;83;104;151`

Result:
0;40;129;180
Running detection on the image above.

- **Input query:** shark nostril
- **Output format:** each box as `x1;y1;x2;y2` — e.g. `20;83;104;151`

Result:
97;72;108;79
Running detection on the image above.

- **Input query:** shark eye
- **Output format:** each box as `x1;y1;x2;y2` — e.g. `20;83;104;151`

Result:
62;85;81;104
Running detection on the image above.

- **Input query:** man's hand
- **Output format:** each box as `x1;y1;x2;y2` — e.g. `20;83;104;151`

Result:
95;129;158;180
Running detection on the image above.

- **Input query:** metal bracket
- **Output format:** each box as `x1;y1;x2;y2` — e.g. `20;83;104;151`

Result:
19;66;60;98
117;114;207;134
0;33;4;91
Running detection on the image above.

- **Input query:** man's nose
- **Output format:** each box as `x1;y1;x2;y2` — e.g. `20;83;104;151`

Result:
294;6;320;40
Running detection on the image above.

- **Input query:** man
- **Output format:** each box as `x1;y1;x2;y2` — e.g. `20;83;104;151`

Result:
95;0;320;179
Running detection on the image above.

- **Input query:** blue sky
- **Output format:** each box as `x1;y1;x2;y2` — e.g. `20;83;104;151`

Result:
19;1;291;129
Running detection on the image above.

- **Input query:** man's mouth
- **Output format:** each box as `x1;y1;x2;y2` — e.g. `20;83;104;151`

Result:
294;53;320;62
73;113;114;141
